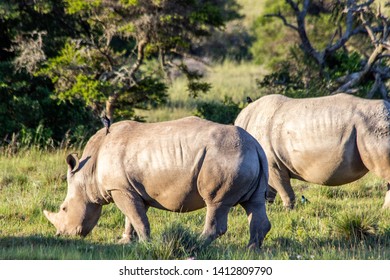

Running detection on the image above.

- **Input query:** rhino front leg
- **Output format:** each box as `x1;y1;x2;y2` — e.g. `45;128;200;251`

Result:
200;203;230;245
118;217;135;244
111;190;150;242
118;206;150;243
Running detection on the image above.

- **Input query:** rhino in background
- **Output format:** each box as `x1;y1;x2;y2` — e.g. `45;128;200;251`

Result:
235;93;390;209
44;117;271;249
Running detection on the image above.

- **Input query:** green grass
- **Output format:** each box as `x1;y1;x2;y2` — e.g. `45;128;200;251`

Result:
0;150;389;259
236;0;265;28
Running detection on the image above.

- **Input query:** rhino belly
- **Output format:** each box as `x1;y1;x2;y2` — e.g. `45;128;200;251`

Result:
282;130;368;186
133;169;206;213
290;160;368;185
287;148;368;186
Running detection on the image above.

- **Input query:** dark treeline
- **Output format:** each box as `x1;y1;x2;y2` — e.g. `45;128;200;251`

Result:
0;0;242;149
1;0;389;150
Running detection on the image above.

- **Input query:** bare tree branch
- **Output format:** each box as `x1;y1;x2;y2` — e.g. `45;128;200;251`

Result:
286;0;299;13
334;1;390;94
266;0;322;65
360;13;377;43
265;0;389;96
334;42;385;93
326;0;361;54
266;0;386;69
264;13;298;31
366;72;383;98
294;0;324;64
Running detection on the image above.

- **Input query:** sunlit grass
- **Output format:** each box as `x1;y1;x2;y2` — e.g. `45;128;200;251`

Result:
236;0;265;28
0;150;389;259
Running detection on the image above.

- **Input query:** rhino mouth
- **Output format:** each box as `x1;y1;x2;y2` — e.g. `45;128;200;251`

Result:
43;209;97;237
43;210;83;237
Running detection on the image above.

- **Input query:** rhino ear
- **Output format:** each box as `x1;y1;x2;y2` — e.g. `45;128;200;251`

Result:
66;153;80;173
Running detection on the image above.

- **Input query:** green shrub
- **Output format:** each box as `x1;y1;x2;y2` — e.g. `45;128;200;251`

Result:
194;96;241;124
332;212;378;241
151;223;201;260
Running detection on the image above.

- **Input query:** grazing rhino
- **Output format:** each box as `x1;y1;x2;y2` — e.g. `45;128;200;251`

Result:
235;94;390;209
44;117;271;248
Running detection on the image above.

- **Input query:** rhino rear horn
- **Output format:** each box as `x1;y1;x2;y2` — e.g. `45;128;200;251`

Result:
66;153;80;173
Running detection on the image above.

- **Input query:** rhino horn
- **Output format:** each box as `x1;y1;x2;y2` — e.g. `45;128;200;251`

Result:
43;210;61;235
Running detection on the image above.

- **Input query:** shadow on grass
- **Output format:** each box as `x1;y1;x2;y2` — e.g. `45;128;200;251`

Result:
0;224;209;260
0;235;128;260
1;224;389;260
268;228;390;260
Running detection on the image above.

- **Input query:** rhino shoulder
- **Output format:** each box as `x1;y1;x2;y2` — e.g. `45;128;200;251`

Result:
235;94;289;131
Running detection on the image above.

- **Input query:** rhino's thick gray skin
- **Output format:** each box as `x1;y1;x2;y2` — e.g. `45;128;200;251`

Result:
44;117;271;248
235;94;390;209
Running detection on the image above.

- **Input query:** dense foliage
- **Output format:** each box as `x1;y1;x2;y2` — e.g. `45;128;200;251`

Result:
1;0;389;149
0;1;99;148
0;0;240;148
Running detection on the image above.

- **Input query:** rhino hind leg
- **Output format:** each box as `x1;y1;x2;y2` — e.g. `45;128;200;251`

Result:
266;186;277;204
240;187;271;249
111;190;150;243
200;203;230;245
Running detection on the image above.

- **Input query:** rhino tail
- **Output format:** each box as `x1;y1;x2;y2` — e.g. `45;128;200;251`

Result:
240;145;271;249
256;146;269;201
241;146;269;204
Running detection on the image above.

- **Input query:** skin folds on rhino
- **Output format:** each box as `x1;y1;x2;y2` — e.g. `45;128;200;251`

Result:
235;94;390;209
44;117;271;248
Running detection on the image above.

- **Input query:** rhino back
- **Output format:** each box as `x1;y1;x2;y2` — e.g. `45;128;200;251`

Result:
81;117;263;211
236;94;390;185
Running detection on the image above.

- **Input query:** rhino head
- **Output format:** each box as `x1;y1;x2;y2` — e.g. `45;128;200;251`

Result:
44;153;102;237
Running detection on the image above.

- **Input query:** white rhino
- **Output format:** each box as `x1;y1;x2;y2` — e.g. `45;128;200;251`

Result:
44;117;271;248
235;94;390;209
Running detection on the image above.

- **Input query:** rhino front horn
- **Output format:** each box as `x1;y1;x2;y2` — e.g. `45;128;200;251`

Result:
43;210;61;235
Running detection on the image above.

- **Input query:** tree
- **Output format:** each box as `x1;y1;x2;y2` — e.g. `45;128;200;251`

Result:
14;0;240;121
253;0;390;99
0;0;98;148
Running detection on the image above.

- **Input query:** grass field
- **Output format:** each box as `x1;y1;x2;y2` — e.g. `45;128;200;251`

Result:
0;149;389;260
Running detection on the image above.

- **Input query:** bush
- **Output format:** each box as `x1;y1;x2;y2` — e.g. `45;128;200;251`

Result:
150;223;201;260
332;212;378;241
194;96;241;124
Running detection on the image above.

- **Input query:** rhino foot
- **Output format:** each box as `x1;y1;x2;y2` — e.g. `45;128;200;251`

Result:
383;189;390;209
283;202;295;210
118;233;132;244
247;242;261;252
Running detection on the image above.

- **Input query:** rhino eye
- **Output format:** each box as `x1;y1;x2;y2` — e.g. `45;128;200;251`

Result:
61;206;67;212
